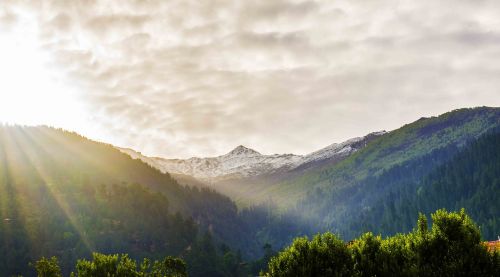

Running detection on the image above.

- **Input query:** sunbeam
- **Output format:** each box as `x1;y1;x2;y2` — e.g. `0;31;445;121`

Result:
10;127;94;253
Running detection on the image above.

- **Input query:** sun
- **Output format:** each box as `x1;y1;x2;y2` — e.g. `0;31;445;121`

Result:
0;30;66;124
0;15;122;155
0;21;91;133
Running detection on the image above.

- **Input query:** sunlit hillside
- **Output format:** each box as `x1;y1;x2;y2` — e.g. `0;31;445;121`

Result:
0;126;260;276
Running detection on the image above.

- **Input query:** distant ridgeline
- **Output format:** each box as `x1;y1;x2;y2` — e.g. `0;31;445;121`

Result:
0;106;499;277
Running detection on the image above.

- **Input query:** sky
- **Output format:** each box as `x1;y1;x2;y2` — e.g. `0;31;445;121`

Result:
0;0;500;158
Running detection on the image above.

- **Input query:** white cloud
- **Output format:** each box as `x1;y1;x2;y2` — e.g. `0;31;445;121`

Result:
2;0;500;158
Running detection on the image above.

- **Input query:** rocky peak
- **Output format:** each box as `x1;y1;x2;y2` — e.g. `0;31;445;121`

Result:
226;145;261;156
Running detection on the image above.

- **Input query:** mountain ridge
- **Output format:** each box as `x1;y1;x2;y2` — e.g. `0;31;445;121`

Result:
118;131;387;182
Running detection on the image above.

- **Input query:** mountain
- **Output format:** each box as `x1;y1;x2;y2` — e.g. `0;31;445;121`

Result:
2;107;499;276
117;107;500;240
0;125;267;276
119;107;500;210
120;145;301;181
286;107;500;239
120;132;386;182
251;107;500;207
294;131;387;171
118;131;386;205
352;127;500;239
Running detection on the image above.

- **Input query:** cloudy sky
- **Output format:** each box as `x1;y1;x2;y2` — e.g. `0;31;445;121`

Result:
1;0;500;158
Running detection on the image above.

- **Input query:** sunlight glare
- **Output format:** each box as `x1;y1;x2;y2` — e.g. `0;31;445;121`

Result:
0;22;88;131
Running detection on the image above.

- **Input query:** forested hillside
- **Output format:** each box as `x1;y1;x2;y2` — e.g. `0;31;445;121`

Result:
0;126;267;276
29;209;500;277
263;107;500;208
282;107;500;240
352;127;500;239
216;107;500;260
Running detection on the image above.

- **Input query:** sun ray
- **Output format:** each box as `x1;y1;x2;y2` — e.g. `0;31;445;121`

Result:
10;127;94;253
33;126;128;182
0;126;42;260
0;127;94;255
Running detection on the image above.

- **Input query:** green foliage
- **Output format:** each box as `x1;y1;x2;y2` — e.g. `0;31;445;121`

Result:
249;243;277;275
155;257;187;277
184;232;218;276
34;257;62;277
265;233;354;277
264;209;500;277
351;232;417;277
351;233;384;277
415;209;497;276
0;125;263;276
33;252;254;277
352;128;500;240
59;252;187;277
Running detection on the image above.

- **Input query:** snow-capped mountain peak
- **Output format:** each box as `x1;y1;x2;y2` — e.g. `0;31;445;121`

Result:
225;145;261;157
118;131;387;181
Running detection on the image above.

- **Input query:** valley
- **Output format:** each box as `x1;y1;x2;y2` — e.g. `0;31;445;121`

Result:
1;107;499;276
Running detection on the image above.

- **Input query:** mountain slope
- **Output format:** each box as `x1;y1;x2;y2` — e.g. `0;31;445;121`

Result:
0;125;253;276
120;145;302;181
117;107;500;242
262;107;500;208
119;107;500;209
346;126;500;240
0;125;211;213
120;132;386;182
1;107;499;275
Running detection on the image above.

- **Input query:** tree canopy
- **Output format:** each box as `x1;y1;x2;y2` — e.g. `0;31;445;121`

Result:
265;209;500;277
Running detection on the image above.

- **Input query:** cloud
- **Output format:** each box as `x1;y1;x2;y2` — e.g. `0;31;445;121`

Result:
0;7;18;30
3;0;500;158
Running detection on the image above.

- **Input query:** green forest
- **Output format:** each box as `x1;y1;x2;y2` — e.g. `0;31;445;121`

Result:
29;209;500;277
264;209;499;277
292;108;500;241
1;107;499;276
0;126;268;276
299;129;500;240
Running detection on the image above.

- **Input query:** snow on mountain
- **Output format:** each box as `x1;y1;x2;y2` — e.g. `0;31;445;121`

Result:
301;130;387;164
118;131;386;181
148;145;303;180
